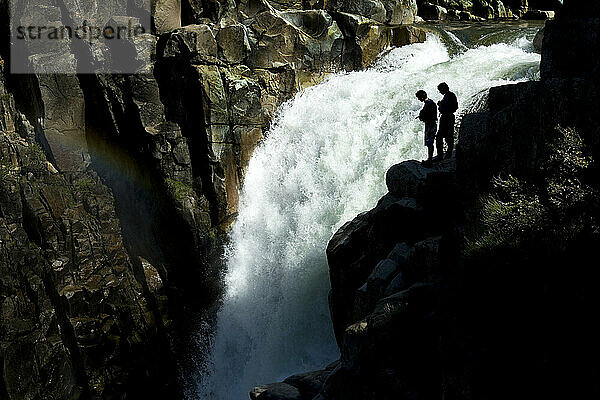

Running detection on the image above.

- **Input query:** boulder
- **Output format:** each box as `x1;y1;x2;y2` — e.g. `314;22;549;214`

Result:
334;12;426;70
533;26;544;52
250;382;303;400
283;366;336;399
385;159;455;201
326;0;417;24
246;8;344;71
153;0;182;34
404;236;442;281
367;258;400;296
216;23;252;64
523;9;555;19
161;24;219;64
528;0;563;11
36;74;88;173
327;194;433;344
418;2;449;20
541;13;600;80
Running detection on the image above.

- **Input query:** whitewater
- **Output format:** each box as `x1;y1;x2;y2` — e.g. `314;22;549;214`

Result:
198;30;541;399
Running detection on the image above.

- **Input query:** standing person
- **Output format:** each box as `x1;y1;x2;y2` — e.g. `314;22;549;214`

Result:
415;90;437;166
435;82;458;160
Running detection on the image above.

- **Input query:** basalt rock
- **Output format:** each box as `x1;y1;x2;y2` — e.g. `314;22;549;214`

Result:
246;9;344;70
458;4;600;202
533;25;544;51
250;382;303;400
333;12;426;69
327;159;458;344
326;0;418;25
417;0;518;19
0;65;177;399
154;0;183;34
523;9;555;19
418;2;449;20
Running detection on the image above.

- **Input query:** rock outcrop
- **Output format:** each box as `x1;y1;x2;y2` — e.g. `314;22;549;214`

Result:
0;64;176;399
416;0;563;20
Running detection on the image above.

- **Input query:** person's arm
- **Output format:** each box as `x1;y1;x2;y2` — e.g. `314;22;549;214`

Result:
451;93;458;113
418;104;427;121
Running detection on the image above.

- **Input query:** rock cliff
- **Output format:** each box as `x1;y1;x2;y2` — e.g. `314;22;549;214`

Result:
0;0;426;397
416;0;562;21
251;1;600;399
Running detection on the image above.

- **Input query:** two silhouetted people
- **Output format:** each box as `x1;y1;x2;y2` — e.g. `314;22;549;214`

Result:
416;82;458;166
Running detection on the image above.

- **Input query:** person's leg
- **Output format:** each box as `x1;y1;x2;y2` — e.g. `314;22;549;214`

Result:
434;136;444;160
445;134;454;158
428;144;434;160
435;118;446;160
441;114;455;159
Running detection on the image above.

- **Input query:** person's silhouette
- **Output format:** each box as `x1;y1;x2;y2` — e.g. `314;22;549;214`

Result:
435;82;458;160
415;90;438;166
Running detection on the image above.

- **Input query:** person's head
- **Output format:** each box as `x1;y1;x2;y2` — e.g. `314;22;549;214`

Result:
415;90;427;102
437;82;449;94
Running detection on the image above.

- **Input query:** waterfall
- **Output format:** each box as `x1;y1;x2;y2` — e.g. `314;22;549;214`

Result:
198;29;541;399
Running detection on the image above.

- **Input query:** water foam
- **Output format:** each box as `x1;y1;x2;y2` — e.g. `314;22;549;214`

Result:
199;32;540;399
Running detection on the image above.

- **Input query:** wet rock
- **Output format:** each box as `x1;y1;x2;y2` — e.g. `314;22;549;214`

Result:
326;0;417;25
153;0;182;34
0;112;175;399
367;258;400;296
385;159;456;201
523;9;555;19
533;26;544;52
418;2;449;20
246;8;344;70
334;12;426;69
216;23;252;64
283;365;336;399
250;382;303;400
36;74;88;172
161;24;219;64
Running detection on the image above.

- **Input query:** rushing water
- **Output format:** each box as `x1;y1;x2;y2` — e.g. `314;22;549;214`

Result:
198;23;541;399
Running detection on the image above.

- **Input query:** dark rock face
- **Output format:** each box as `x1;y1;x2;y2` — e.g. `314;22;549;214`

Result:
327;161;457;344
0;68;176;398
416;0;563;20
418;2;449;20
326;0;418;25
458;0;600;203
